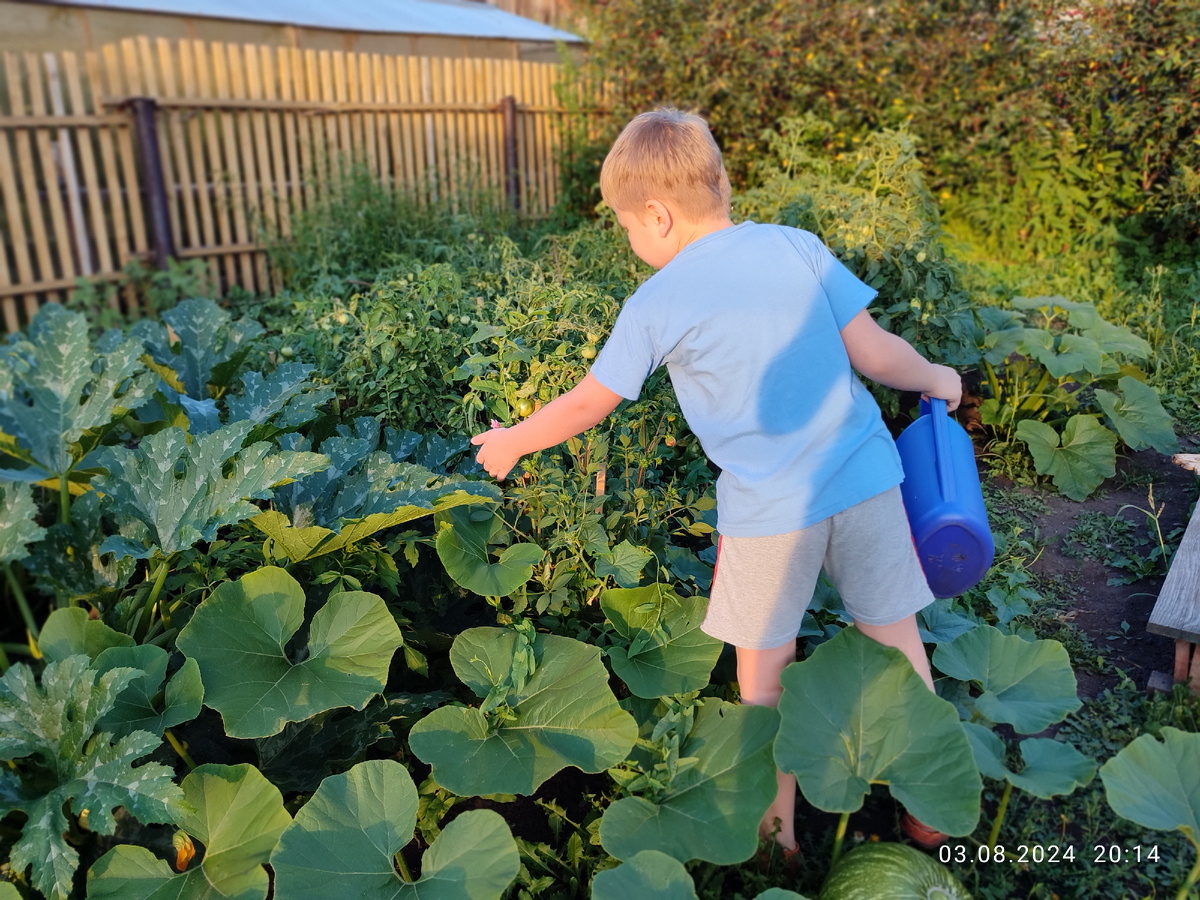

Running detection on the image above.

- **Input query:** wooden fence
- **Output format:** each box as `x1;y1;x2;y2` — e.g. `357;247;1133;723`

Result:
0;37;604;332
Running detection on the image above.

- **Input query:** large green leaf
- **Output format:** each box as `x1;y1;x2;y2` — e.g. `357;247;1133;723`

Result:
224;362;334;435
1025;331;1104;378
435;508;544;597
599;700;778;864
1100;727;1200;846
774;627;981;836
37;607;134;663
601;585;723;699
271;759;519;899
1094;376;1179;455
409;628;637;795
933;626;1081;734
133;298;264;399
590;850;697;900
0;304;155;482
1016;415;1116;501
963;723;1096;799
94;422;328;560
0;480;46;566
253;487;496;564
596;540;655;588
87;763;292;900
176;566;401;739
0;656;185;900
92;644;204;739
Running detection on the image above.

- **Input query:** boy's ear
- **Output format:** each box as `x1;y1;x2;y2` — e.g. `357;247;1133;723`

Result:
644;198;673;236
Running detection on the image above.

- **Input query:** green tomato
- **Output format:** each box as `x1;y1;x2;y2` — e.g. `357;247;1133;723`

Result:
279;346;295;358
586;331;600;344
515;398;535;417
580;344;597;360
333;311;350;326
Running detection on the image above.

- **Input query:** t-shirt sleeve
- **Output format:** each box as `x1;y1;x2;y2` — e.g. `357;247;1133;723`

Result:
589;297;662;401
782;228;878;329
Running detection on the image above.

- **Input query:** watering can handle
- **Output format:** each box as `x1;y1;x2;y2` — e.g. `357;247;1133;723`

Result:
928;398;956;503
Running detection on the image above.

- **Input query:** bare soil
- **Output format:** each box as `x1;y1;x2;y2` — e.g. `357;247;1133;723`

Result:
1013;435;1200;698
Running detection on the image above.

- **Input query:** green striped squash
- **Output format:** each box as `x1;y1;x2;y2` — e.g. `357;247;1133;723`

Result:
820;843;972;900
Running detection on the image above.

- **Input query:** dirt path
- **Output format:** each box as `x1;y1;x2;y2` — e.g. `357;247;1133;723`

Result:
1017;437;1200;698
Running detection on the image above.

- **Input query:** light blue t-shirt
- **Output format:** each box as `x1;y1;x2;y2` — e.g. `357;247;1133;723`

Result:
590;221;904;538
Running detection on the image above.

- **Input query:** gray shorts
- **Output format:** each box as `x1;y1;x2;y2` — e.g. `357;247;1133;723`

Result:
702;486;934;649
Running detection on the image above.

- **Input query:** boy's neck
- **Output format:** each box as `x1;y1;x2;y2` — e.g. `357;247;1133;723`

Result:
676;214;736;248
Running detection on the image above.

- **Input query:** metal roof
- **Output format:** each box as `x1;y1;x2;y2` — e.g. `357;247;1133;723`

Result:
45;0;584;42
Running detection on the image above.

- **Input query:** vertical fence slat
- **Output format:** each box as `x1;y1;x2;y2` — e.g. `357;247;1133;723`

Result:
87;49;134;298
262;47;291;240
278;47;303;229
227;45;264;290
24;53;74;305
245;44;278;256
156;38;199;255
0;117;25;331
64;52;113;279
386;53;410;193
179;40;219;287
106;43;149;295
45;53;92;279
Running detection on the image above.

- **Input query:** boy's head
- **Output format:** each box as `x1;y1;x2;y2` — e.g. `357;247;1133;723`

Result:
600;108;731;223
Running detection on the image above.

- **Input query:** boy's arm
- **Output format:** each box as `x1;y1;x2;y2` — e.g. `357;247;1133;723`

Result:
840;309;962;410
471;373;623;479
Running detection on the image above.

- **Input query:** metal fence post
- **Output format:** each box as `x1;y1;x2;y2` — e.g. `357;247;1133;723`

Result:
500;95;519;212
125;97;175;271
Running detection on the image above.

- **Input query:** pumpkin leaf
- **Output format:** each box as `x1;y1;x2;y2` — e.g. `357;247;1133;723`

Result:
1016;415;1116;501
271;759;519;900
37;607;134;663
94;422;328;560
0;656;185;900
590;850;697;900
1094;376;1179;455
87;763;291;900
92;644;204;739
601;585;723;699
435;507;543;597
409;627;637;795
596;539;655;588
599;700;778;864
963;724;1096;799
933;625;1081;734
176;566;401;739
774;627;981;836
1100;727;1200;848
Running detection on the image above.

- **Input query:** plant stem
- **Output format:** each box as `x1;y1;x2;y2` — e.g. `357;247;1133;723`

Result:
830;811;850;868
0;643;9;673
164;729;197;771
132;558;171;639
59;471;71;525
1175;845;1200;900
395;850;414;883
0;643;32;657
988;781;1013;852
3;562;39;640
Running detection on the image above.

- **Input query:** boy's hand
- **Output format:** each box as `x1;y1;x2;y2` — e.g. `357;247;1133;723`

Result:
471;423;524;480
921;364;963;412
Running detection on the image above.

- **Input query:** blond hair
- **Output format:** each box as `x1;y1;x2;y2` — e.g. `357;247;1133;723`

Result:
600;107;731;221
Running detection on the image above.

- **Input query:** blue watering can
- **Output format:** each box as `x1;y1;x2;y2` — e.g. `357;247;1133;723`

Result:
895;398;994;598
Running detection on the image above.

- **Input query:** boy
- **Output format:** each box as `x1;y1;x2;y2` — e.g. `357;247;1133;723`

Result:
470;108;961;854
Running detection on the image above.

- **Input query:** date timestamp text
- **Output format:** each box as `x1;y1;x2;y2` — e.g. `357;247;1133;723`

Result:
937;844;1160;865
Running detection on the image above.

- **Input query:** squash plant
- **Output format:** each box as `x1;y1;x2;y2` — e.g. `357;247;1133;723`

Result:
0;304;157;525
976;296;1178;499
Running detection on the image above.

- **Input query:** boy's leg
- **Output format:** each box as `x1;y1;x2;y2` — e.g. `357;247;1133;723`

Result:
737;639;799;851
853;614;935;692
